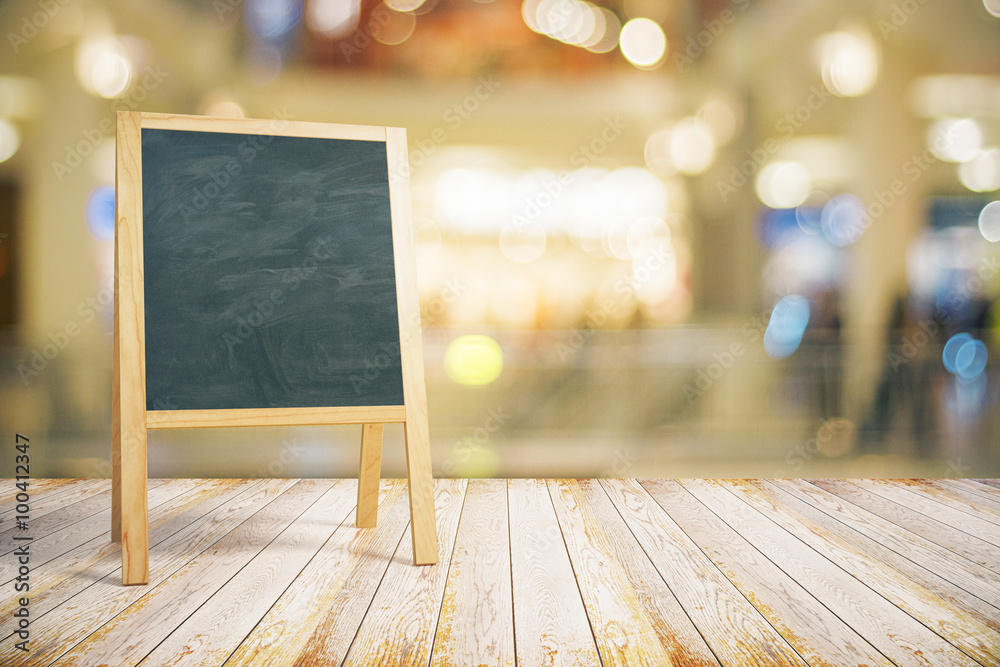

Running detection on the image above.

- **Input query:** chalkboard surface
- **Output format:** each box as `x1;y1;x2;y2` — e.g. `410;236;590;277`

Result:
140;128;404;411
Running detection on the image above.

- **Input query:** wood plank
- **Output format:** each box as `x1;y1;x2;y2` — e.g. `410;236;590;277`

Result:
0;479;298;667
221;480;409;667
936;479;1000;513
132;482;357;667
115;108;149;586
602;479;807;667
0;479;107;524
388;125;438;567
772;479;1000;609
145;405;406;429
680;479;984;667
715;479;1000;666
0;480;260;640
0;480;167;553
856;479;1000;541
811;479;1000;573
430;479;514;667
641;479;891;667
139;111;387;142
51;480;334;667
507;479;602;667
971;479;1000;490
548;479;682;666
578;481;721;667
0;479;80;508
0;479;197;583
341;479;467;667
763;479;1000;634
357;423;384;528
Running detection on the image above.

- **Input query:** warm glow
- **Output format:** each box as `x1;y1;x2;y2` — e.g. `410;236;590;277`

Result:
619;18;666;68
307;0;361;37
756;162;812;209
77;35;133;99
444;335;504;385
669;117;716;175
0;118;20;164
959;149;1000;192
928;118;984;163
817;29;878;97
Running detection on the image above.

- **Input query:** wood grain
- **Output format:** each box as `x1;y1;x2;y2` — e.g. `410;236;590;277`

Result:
811;479;1000;573
854;479;1000;544
49;481;331;667
0;480;258;641
681;479;982;667
936;479;1000;513
718;479;999;665
341;479;467;667
388;126;438;567
0;480;298;667
549;479;676;666
140;111;386;142
221;480;409;667
357;423;384;528
579;480;721;667
508;478;602;667
138;481;357;667
603;479;807;667
0;479;105;525
763;479;1000;634
0;478;78;508
145;406;406;429
115;108;150;585
430;479;514;667
642;479;890;667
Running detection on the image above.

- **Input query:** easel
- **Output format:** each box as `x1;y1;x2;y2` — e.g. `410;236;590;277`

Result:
112;111;438;585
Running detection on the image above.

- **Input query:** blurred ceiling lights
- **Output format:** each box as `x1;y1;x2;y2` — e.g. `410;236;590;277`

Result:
928;117;984;163
523;0;622;54
959;149;1000;192
815;27;879;97
755;161;811;209
76;34;134;98
307;0;362;37
618;17;667;68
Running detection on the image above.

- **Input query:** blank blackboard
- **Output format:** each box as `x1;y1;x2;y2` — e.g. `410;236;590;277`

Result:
140;128;404;411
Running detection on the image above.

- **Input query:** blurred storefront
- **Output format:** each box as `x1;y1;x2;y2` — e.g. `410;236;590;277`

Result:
0;0;998;478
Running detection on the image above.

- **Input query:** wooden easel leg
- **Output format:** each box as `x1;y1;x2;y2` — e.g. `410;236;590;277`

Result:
112;260;121;543
403;419;438;565
357;423;383;528
120;427;149;585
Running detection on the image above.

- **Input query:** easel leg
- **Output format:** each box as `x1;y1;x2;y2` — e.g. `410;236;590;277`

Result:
112;273;121;543
120;427;149;585
357;423;383;528
403;419;438;565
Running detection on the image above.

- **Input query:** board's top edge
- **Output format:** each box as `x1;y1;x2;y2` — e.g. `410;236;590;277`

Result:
126;111;395;142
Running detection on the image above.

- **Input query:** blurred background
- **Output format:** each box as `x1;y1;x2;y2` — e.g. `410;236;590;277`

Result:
1;0;999;480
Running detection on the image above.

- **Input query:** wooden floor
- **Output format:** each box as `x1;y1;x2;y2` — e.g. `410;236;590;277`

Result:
1;478;999;666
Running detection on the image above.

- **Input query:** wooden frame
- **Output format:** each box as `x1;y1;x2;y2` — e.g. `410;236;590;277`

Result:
113;111;438;585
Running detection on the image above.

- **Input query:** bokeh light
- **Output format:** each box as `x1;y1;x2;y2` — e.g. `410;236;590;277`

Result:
307;0;361;37
696;97;741;147
444;335;503;385
817;29;879;97
985;0;1000;17
764;295;810;358
0;118;20;164
955;338;988;382
246;0;303;40
77;36;133;99
669;118;716;175
928;118;983;163
86;186;116;242
385;0;427;12
586;8;620;53
371;4;416;45
499;223;547;263
978;200;1000;242
644;128;675;176
959;149;1000;192
619;18;666;68
755;161;812;209
942;332;973;373
820;193;867;246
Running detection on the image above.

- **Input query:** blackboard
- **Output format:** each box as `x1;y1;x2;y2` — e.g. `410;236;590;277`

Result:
112;112;438;585
140;128;404;411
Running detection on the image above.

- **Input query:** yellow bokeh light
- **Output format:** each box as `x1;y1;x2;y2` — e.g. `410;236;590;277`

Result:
444;335;504;385
619;17;666;69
